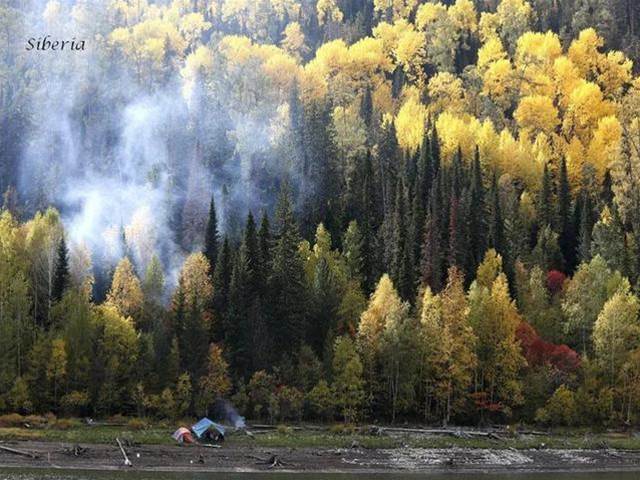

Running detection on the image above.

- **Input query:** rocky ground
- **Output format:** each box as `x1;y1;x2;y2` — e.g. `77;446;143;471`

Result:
2;440;640;474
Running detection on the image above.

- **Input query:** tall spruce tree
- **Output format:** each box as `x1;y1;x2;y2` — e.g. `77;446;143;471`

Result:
557;156;574;271
488;172;505;256
212;237;232;341
412;132;432;283
539;163;553;228
430;124;441;180
226;243;251;379
421;175;445;291
182;296;209;381
469;147;486;273
257;211;271;296
377;122;400;213
52;235;69;303
267;183;308;358
391;179;413;300
449;188;471;275
578;191;593;264
204;194;219;272
360;150;379;292
301;100;340;236
359;85;373;130
243;213;260;292
245;211;270;372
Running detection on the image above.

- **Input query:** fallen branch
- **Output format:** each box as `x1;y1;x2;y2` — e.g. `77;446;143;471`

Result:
516;430;548;436
375;426;508;438
116;438;132;467
249;424;306;431
0;444;40;459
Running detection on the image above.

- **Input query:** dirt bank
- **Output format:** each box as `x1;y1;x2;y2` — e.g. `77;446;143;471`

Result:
2;440;640;474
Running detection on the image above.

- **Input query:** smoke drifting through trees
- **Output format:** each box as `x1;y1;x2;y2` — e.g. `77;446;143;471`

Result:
12;0;299;294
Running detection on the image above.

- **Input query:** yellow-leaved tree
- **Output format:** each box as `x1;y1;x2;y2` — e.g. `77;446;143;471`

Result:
395;89;427;153
106;257;143;323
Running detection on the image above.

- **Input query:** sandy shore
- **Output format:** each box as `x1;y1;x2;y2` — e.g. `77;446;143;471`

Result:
2;440;640;474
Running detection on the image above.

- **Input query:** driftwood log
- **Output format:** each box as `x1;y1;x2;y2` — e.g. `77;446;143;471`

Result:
115;437;132;467
0;444;40;459
376;426;509;438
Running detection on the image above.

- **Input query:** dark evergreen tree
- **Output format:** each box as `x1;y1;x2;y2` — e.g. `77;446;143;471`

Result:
360;85;373;129
212;236;232;341
181;297;209;381
420;175;445;291
203;194;219;272
448;187;470;274
411;133;432;288
469;147;486;273
391;66;405;98
301;100;340;237
450;147;464;197
309;256;340;354
488;171;505;255
557;156;575;272
390;179;414;300
243;212;260;293
257;211;271;296
601;169;615;207
416;130;432;213
430;124;441;180
578;191;593;263
52;235;69;303
360;150;380;292
267;183;308;358
377;122;400;213
538;162;553;228
225;243;251;379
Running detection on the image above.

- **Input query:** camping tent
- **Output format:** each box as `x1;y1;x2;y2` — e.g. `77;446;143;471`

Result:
191;417;226;440
172;427;194;444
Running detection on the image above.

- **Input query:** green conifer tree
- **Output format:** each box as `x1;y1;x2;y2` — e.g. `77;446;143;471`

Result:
267;183;308;358
557;157;574;271
52;235;69;303
203;194;219;272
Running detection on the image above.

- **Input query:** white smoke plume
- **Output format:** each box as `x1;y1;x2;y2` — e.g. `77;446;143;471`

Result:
16;0;298;292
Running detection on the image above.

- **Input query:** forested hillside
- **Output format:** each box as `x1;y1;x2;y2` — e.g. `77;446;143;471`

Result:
2;0;640;426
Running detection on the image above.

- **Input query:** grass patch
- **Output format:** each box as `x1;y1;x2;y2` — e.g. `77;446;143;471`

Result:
0;425;174;445
1;420;640;451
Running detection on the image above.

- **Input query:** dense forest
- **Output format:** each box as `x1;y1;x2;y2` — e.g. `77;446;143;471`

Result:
2;0;640;427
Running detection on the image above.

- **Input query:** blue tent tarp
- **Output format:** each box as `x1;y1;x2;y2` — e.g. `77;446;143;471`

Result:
191;418;226;439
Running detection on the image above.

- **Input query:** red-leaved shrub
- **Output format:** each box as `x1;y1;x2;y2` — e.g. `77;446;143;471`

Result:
546;270;566;295
517;322;580;373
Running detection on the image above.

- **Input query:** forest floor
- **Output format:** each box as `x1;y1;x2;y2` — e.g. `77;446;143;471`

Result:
2;422;640;473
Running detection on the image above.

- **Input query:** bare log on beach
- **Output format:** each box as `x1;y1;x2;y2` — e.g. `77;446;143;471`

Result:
0;444;40;459
116;438;132;467
375;426;509;438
